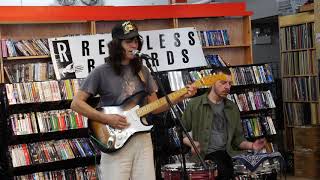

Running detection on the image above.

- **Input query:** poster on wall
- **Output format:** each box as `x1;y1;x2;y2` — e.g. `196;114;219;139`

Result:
49;27;206;80
48;34;112;80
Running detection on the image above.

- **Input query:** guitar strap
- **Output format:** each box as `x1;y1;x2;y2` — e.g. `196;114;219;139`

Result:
137;70;154;125
138;70;146;88
137;70;148;106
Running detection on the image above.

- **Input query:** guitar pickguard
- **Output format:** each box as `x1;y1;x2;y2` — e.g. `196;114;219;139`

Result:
90;104;152;153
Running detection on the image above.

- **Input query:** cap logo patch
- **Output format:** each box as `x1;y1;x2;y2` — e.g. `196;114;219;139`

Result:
122;21;136;34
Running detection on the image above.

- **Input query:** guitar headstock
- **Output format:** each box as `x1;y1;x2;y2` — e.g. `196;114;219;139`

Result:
194;74;227;88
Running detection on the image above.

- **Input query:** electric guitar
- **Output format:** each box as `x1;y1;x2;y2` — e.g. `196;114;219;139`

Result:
89;74;227;153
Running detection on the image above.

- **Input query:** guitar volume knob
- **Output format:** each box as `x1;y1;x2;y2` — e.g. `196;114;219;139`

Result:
107;136;115;148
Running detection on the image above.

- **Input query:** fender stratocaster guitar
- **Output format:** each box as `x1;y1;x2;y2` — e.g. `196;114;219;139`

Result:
89;74;226;153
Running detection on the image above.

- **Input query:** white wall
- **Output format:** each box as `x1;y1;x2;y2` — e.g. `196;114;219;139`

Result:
214;0;278;20
0;0;21;6
103;0;168;6
0;0;169;6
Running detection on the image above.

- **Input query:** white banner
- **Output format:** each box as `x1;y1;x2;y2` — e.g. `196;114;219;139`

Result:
48;34;112;80
139;27;206;72
49;27;206;79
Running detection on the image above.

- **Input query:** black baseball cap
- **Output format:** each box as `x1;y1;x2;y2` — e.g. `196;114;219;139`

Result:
112;21;140;40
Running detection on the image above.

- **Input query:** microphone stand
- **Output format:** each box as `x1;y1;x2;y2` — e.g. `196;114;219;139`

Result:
141;56;207;180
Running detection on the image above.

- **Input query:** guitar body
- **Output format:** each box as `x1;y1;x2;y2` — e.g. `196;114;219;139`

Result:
89;92;152;153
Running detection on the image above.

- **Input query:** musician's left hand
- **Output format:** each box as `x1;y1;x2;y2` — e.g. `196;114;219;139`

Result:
184;84;197;98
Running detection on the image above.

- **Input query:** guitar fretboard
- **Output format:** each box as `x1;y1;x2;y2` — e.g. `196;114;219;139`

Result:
135;74;225;117
136;80;204;117
136;88;188;117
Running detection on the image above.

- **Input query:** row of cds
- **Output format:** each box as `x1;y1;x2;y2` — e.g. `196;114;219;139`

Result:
9;109;87;135
197;29;230;47
14;166;97;180
9;138;99;168
4;62;55;83
282;77;318;101
1;38;50;58
5;79;85;105
167;64;274;91
279;22;314;51
241;116;276;138
227;90;276;112
230;65;274;85
189;64;273;86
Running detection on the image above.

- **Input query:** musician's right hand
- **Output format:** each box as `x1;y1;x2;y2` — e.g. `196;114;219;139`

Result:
105;114;129;129
183;137;201;155
190;141;201;155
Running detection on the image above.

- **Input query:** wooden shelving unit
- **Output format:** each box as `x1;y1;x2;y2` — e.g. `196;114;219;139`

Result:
0;3;253;178
279;10;320;177
4;55;50;61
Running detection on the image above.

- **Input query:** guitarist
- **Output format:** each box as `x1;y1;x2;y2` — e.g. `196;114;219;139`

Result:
71;21;197;180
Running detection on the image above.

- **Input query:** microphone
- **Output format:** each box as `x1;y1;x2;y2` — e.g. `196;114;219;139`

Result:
132;50;151;59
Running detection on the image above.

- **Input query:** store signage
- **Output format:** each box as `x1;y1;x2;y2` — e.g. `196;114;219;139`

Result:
49;27;206;79
139;27;206;72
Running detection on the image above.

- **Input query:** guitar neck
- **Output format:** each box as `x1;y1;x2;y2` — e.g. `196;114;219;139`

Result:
135;74;224;117
136;87;188;117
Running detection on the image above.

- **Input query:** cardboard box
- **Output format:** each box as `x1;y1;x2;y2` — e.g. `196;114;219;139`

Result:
293;127;320;151
294;150;320;177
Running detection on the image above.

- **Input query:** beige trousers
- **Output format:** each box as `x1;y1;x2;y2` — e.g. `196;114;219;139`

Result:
98;133;155;180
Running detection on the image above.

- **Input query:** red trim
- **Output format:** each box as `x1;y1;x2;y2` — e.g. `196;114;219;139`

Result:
0;3;252;22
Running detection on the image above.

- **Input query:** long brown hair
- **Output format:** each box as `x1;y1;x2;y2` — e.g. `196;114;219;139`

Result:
107;36;143;75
